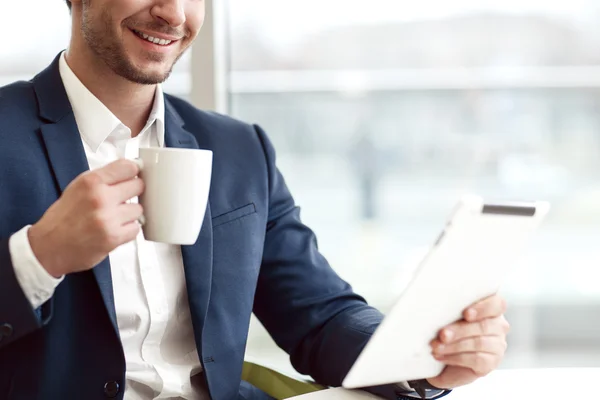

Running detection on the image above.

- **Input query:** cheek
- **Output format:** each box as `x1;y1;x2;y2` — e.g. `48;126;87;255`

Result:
186;3;206;35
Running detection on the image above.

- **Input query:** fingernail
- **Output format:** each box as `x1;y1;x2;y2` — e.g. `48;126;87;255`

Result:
467;309;477;320
435;344;445;354
443;329;454;342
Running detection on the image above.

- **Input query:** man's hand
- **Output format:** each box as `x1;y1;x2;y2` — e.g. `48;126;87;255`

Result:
426;295;510;389
28;159;144;278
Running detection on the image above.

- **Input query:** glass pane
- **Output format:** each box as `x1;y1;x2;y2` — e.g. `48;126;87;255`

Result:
228;0;600;372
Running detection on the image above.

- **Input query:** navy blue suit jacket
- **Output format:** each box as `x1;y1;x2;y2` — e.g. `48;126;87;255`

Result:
0;55;446;400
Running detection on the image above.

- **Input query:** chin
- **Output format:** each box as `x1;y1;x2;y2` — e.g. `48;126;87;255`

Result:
118;58;173;84
132;71;171;85
113;65;170;85
137;60;177;81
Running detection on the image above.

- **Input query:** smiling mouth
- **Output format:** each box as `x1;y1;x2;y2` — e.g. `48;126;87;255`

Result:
131;28;177;46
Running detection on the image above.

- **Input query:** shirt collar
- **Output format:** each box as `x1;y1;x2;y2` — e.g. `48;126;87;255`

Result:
58;51;165;152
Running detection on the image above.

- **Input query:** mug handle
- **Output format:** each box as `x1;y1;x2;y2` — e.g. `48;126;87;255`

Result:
133;158;146;226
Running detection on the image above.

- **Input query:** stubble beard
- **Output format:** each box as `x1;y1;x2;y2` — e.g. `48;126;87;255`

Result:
81;2;185;85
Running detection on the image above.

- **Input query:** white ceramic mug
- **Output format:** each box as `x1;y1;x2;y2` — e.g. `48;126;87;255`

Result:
136;147;213;245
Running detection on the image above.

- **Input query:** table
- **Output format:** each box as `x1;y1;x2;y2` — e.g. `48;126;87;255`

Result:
453;368;600;399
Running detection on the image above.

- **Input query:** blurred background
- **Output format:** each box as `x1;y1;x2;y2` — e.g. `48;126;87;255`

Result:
2;0;600;375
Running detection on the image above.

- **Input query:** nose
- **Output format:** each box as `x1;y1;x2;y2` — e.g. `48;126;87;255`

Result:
151;0;186;28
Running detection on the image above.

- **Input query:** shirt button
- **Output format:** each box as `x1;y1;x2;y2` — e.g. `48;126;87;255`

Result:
0;323;13;338
104;381;120;398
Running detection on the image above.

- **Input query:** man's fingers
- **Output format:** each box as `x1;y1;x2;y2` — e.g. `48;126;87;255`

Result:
428;300;510;390
94;159;141;185
432;336;507;357
111;177;145;204
434;352;499;378
116;203;144;225
463;295;507;322
440;316;510;343
119;221;142;244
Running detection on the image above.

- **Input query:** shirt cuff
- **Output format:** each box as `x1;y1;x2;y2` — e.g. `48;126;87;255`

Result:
393;382;450;399
397;389;449;399
9;225;64;309
395;382;412;391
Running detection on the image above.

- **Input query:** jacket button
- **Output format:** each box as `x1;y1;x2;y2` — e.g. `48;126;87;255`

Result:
1;324;13;338
104;381;120;398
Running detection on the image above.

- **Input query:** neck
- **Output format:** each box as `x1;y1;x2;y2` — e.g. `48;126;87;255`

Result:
66;38;156;137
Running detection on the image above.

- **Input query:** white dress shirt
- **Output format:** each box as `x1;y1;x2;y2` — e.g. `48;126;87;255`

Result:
8;52;207;400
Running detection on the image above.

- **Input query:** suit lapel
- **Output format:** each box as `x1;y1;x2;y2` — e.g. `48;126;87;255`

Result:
33;54;118;331
164;100;214;346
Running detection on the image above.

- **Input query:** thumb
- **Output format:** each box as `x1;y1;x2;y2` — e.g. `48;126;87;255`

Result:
427;366;478;389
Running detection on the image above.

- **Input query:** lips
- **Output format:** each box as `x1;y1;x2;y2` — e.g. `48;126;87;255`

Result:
131;28;176;46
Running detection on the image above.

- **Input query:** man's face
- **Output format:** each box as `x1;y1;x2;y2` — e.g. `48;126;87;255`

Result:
78;0;205;84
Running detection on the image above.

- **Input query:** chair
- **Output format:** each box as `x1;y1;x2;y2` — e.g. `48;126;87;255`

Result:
242;361;326;399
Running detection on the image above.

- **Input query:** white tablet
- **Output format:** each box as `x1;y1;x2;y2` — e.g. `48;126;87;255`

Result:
342;195;550;389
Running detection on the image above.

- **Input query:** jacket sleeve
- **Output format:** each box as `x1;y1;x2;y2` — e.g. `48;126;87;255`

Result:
251;124;384;386
0;237;52;351
251;125;452;400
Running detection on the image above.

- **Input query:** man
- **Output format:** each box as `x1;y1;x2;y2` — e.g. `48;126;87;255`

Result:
0;0;510;399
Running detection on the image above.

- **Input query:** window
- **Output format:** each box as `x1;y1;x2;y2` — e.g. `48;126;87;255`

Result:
4;0;599;377
228;0;600;371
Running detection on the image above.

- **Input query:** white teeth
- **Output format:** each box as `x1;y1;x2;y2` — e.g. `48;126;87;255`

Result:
133;30;173;46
